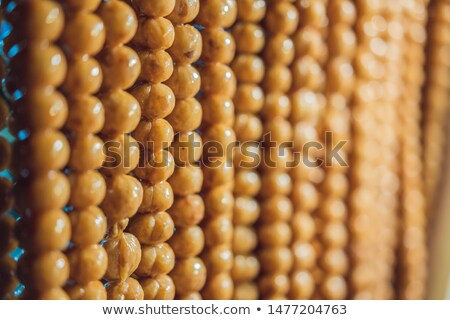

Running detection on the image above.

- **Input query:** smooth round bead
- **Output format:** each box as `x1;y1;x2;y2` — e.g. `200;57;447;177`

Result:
100;175;143;222
102;134;140;176
233;196;259;225
260;93;291;119
68;245;108;284
133;119;174;152
234;84;264;114
139;50;173;84
17;171;69;213
259;247;293;273
290;271;315;299
291;56;325;91
69;134;104;172
168;24;202;64
237;0;266;22
258;273;289;297
13;89;67;133
140;275;175;300
131;83;175;121
170;257;207;294
259;195;293;223
99;46;141;91
202;273;234;299
12;45;67;87
231;255;260;282
202;245;233;274
233;226;257;254
292;213;316;242
10;1;64;42
18;251;69;291
134;17;174;50
328;0;356;25
233;283;259;300
66;96;104;134
168;163;203;195
167;0;200;24
233;22;265;54
201;28;235;64
234;170;261;197
291;182;320;212
264;35;295;65
139;181;174;214
232;54;264;83
103;233;142;281
203;161;234;189
260;172;292;197
292;26;327;63
69;171;106;208
169;226;205;258
98;0;138;47
37;288;69;300
200;95;234;127
70;206;107;247
203;216;233;246
128;212;174;245
135;243;175;277
196;0;237;28
203;124;236;153
17;209;70;253
15;130;68;173
321;275;347;300
96;89;142;135
298;0;327;29
166;97;202;132
258;222;292;247
321;249;348;275
165;64;201;99
67;280;107;300
328;25;356;58
204;186;234;217
61;12;105;55
172;131;202;165
107;278;144;300
169;194;205;228
134;150;175;184
263;64;292;92
263;117;293;143
292;242;317;270
234;113;263;141
63;57;102;95
322;222;348;248
200;64;236;96
265;1;298;35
